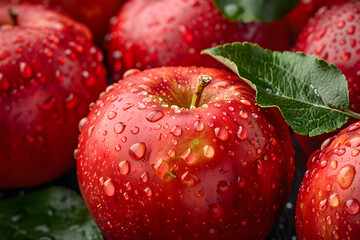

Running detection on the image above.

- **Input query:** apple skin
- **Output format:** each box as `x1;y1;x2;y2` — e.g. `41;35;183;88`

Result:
296;121;360;239
77;66;295;239
0;0;125;44
0;4;107;188
104;0;291;82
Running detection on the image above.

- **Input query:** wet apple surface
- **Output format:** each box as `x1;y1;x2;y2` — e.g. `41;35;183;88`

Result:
76;66;295;239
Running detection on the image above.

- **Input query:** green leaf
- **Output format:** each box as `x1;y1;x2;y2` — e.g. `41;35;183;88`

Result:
0;187;103;240
213;0;299;23
202;42;351;137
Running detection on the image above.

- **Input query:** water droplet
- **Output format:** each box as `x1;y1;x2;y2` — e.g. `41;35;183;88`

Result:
88;126;94;137
337;165;356;189
129;142;146;160
123;68;141;78
319;199;328;211
193;120;204;132
345;199;360;215
270;137;277;146
329;193;340;207
337;21;345;29
103;179;115;196
39;96;56;110
145;187;152;197
167;149;176;157
203;145;215;158
123;192;129;200
351;149;359;157
341;53;350;61
114;122;126;134
78;118;87;132
131;126;139;134
0;74;9;90
239;110;248;119
217;181;230;194
179;25;193;43
257;160;264;174
115;144;121;152
19;62;32;78
194;190;204;198
181;171;200;187
146;110;164;122
119;161;130;175
237;176;245;188
207;228;218;237
332;230;339;239
326;216;332;225
237;126;248;140
181;148;197;164
209;203;222;218
141;172;149;183
65;93;79;109
214;127;228;141
330;160;338;170
170;125;182;136
107;111;117;120
122;103;134;110
347;26;355;35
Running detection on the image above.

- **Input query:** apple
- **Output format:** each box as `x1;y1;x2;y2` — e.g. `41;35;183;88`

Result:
0;0;125;44
104;0;291;82
293;1;360;157
0;4;107;188
77;66;295;239
296;121;360;239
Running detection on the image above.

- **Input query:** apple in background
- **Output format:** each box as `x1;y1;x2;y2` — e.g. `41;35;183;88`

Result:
77;66;295;239
285;0;348;39
0;4;107;188
0;0;125;44
293;1;360;157
104;0;291;82
296;121;360;239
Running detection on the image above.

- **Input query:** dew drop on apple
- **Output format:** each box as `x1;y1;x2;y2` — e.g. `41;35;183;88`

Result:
203;145;214;158
237;126;248;140
194;190;204;198
39;96;56;110
131;126;139;134
107;111;117;120
103;179;115;197
181;171;200;187
214;127;228;141
141;172;149;183
181;148;197;164
114;122;126;134
319;199;328;211
145;187;152;197
337;164;356;189
257;160;264;174
115;144;121;152
330;160;338;170
344;199;360;215
207;228;217;237
88;126;94;137
329;193;340;207
209;203;222;218
118;161;130;175
326;216;332;225
129;142;146;160
170;125;182;136
217;180;230;194
19;62;32;78
193;120;204;132
146;110;164;122
123;192;130;200
122;103;134;110
167;149;176;157
0;74;9;90
237;176;245;188
179;25;193;43
78;117;87;132
65;93;79;109
351;149;359;157
125;182;131;190
73;149;78;159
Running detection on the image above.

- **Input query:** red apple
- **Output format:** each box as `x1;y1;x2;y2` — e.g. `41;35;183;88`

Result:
293;1;360;157
0;4;107;188
104;0;291;82
0;0;125;44
77;66;295;239
296;121;360;239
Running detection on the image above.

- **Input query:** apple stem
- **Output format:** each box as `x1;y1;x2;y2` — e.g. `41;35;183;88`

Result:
190;75;212;109
8;8;18;27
